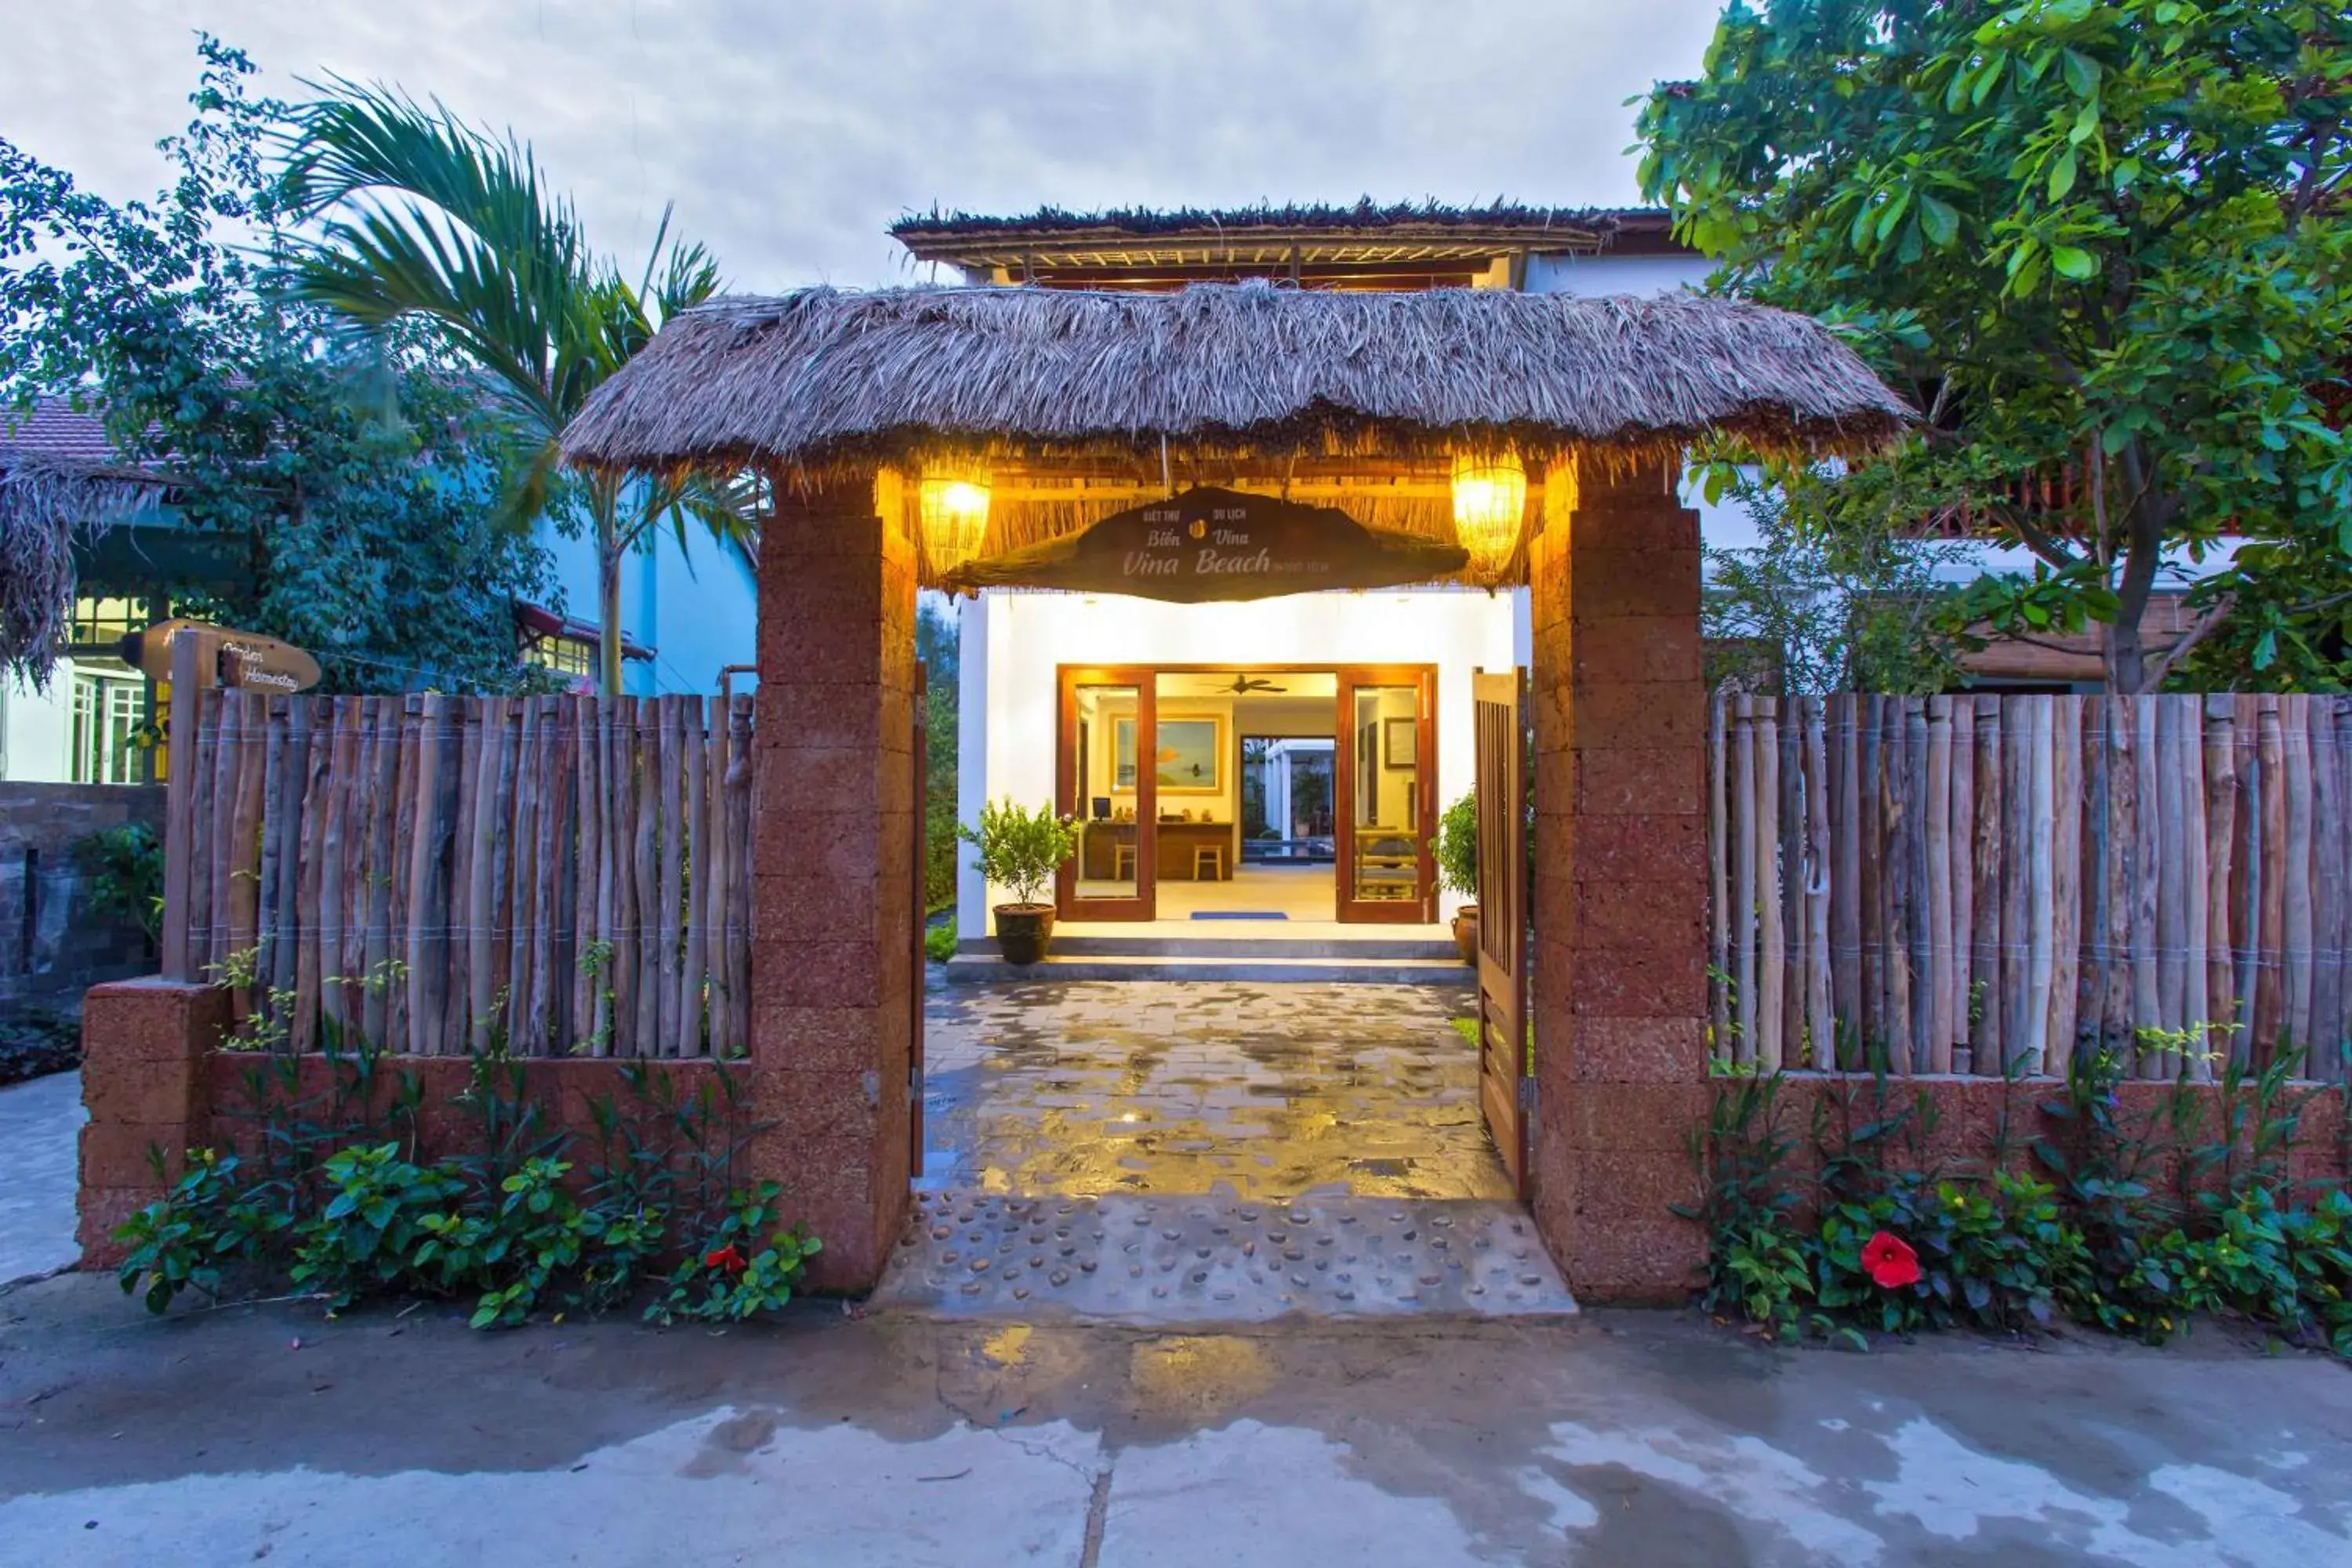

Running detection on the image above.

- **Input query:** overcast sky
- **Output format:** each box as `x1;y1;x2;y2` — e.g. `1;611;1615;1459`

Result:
4;1;1727;292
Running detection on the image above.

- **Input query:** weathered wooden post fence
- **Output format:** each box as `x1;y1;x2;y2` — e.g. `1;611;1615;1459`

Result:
161;691;757;1058
1708;693;2352;1082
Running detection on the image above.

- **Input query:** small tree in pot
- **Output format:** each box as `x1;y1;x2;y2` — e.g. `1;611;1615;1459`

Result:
1438;791;1479;965
959;799;1078;965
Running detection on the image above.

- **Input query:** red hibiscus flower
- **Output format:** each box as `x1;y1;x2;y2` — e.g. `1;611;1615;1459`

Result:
1861;1231;1921;1290
704;1243;747;1275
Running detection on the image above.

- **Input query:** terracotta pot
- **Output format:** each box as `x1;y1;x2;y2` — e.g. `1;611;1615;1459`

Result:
994;904;1058;966
1451;904;1480;965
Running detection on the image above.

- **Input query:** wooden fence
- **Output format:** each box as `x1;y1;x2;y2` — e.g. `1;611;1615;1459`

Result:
169;691;756;1058
1709;694;2352;1082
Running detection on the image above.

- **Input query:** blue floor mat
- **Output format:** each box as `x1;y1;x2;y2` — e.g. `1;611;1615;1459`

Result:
1190;911;1289;920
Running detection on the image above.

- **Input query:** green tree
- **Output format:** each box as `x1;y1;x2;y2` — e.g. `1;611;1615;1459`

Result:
285;85;751;694
1704;466;1969;693
1640;0;2352;691
0;38;554;691
916;599;960;912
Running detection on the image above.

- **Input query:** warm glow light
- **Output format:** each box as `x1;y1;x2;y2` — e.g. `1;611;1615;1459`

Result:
1450;452;1526;576
919;473;993;573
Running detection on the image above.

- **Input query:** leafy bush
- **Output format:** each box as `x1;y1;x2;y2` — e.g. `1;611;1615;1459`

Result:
648;1183;822;1325
924;916;957;964
74;822;165;946
114;1150;288;1313
958;798;1076;908
113;1047;818;1329
1436;792;1478;902
1689;1046;2352;1356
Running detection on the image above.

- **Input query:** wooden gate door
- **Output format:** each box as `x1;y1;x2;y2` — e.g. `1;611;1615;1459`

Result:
1472;667;1530;1195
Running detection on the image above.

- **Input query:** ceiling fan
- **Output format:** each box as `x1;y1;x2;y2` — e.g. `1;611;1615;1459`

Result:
1220;673;1288;694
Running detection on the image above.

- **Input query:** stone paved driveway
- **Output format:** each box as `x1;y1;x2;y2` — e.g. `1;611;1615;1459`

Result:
0;1070;83;1288
920;979;1511;1201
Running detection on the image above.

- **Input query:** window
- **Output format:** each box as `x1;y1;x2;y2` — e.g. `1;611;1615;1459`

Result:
71;670;145;784
524;635;596;678
68;596;147;650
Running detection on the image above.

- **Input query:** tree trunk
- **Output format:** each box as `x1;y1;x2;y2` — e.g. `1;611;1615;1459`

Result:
595;481;625;697
2104;619;2147;698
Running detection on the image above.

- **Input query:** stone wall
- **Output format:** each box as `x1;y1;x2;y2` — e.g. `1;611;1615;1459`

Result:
0;783;164;1015
75;977;750;1268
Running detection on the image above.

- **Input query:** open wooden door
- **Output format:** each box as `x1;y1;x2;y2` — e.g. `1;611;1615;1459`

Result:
1472;667;1530;1195
1056;666;1157;921
1334;666;1439;924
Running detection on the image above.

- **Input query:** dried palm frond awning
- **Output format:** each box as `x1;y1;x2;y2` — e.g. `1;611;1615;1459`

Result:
561;282;1910;589
562;283;1909;477
0;453;162;687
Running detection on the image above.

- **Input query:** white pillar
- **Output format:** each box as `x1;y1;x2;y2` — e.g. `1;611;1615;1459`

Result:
954;593;990;943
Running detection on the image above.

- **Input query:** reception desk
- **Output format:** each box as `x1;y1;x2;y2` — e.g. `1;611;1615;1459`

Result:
1076;821;1234;880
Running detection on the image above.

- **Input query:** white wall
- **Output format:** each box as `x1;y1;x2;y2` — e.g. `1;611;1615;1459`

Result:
957;586;1520;931
1524;252;1711;298
0;666;74;782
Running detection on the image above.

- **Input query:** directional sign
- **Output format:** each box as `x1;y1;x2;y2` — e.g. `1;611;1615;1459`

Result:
118;619;323;694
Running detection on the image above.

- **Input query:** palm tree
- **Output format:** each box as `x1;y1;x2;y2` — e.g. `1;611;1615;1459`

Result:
282;86;749;693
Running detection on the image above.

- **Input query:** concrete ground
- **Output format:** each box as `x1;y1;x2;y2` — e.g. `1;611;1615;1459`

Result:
0;1069;83;1289
2;1272;2350;1565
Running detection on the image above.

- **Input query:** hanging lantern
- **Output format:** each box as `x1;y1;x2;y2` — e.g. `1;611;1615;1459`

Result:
1450;451;1526;577
918;470;993;574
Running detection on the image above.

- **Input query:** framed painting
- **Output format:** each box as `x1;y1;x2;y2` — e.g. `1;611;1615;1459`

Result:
1382;715;1417;770
1154;716;1225;793
1111;717;1140;789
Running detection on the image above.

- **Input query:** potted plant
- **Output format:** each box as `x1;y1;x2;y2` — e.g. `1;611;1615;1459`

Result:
1438;790;1479;964
959;799;1079;965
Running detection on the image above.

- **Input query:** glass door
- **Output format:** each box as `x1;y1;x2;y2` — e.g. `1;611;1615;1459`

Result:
1334;667;1437;924
1058;666;1156;920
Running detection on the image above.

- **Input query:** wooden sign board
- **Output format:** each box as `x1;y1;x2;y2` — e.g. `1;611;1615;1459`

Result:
120;619;322;694
940;486;1469;603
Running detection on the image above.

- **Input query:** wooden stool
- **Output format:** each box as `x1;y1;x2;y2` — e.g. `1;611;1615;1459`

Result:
1112;842;1137;881
1192;844;1225;881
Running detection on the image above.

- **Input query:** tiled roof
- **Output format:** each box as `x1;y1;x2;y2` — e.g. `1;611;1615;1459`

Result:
0;399;125;467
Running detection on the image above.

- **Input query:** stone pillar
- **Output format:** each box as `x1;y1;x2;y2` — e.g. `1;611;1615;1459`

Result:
78;977;228;1268
749;470;917;1292
1527;455;1711;1304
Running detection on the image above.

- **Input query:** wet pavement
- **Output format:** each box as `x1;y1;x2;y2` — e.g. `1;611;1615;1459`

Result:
920;979;1510;1201
0;1071;82;1289
4;1272;2350;1565
873;1191;1575;1322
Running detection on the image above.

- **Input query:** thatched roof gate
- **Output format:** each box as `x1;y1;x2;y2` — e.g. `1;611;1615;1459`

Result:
560;282;1909;588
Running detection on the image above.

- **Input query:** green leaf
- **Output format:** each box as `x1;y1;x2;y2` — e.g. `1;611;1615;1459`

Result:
2060;49;2101;99
2049;150;2078;201
1918;195;1960;248
2050;245;2097;281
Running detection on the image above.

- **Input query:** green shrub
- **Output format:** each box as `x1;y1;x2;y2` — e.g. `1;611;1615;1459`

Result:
1436;791;1478;901
114;1150;288;1313
957;798;1076;907
74;822;165;946
649;1182;822;1325
1689;1042;2352;1356
113;1047;818;1330
924;916;958;964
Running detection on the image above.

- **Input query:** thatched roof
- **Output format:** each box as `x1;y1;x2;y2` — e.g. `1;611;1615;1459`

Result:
559;283;1911;483
891;199;1644;243
0;452;162;687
